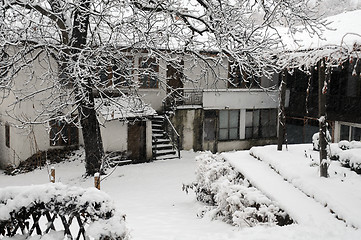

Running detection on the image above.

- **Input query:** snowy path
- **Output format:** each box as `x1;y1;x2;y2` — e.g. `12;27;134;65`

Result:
223;151;345;228
99;151;238;240
250;144;361;229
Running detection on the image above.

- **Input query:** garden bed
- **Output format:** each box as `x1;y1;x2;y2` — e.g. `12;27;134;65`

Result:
184;152;293;227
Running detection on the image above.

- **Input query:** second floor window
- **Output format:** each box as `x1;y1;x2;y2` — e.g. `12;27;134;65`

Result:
228;63;260;89
112;57;134;87
99;57;134;88
139;57;159;88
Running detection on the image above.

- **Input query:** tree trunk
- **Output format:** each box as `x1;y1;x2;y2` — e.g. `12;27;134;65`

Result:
318;58;328;178
277;70;287;151
71;0;104;175
79;86;104;175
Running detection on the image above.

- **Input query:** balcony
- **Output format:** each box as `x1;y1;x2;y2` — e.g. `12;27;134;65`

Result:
164;88;280;110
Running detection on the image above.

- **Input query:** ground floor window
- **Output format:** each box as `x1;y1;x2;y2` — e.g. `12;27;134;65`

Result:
245;109;277;139
219;110;239;140
340;124;361;141
50;120;79;146
5;123;10;148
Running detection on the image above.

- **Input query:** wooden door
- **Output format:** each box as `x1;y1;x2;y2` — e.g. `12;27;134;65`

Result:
128;121;146;163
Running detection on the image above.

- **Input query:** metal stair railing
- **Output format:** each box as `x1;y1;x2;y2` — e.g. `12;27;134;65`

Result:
163;115;181;159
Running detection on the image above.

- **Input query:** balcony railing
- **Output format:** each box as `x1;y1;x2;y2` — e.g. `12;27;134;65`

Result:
163;88;203;109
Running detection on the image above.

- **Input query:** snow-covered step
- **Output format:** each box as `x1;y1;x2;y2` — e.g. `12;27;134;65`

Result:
154;150;177;159
152;128;164;134
153;139;171;145
153;144;174;151
151;114;179;160
153;133;166;138
223;151;346;228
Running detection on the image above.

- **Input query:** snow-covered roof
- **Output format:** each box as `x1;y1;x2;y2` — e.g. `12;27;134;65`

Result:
96;96;156;121
277;10;361;68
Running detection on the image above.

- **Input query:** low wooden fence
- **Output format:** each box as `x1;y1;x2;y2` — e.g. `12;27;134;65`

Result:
0;183;128;240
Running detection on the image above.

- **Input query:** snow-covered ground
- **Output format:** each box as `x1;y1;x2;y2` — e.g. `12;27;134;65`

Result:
1;147;361;239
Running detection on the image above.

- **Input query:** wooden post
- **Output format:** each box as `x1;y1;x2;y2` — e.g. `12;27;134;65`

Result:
94;172;100;190
318;58;328;178
278;70;287;151
50;167;55;183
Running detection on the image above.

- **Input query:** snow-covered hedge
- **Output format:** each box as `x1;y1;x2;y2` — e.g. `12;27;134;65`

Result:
185;152;293;227
327;140;361;173
0;183;129;239
339;148;361;173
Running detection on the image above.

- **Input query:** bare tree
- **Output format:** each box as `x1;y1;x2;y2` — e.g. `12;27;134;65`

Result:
0;0;323;175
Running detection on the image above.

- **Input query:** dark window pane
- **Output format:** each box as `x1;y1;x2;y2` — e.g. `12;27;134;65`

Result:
340;125;349;141
245;127;253;139
219;111;228;128
5;124;10;148
229;110;239;128
245;111;253;127
270;125;277;137
261;126;270;138
229;128;238;140
261;109;269;125
253;110;260;127
351;126;361;141
270;109;278;125
219;129;228;140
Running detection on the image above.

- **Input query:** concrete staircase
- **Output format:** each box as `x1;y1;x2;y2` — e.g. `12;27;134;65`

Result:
151;115;179;160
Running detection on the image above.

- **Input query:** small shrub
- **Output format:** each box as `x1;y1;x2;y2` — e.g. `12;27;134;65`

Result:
185;152;293;227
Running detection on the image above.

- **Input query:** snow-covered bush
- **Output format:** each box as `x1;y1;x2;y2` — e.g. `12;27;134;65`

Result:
312;131;331;151
328;143;343;160
0;183;129;239
339;149;361;173
332;140;361;173
338;140;351;150
185;152;293;227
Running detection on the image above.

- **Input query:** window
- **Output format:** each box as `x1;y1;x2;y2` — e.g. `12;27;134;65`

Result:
340;124;361;141
99;57;134;87
50;120;79;146
5;123;10;148
245;109;277;139
228;63;259;89
139;57;159;88
112;57;134;87
219;110;239;140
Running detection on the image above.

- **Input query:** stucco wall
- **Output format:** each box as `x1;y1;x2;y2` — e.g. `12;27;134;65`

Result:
101;120;127;153
100;119;152;160
172;108;203;151
0;47;58;168
203;89;279;110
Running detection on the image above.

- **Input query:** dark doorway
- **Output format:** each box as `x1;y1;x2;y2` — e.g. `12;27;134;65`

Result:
128;121;146;163
203;110;217;153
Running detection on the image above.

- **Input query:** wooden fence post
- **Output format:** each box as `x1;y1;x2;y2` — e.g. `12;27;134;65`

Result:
94;173;100;190
50;167;55;183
